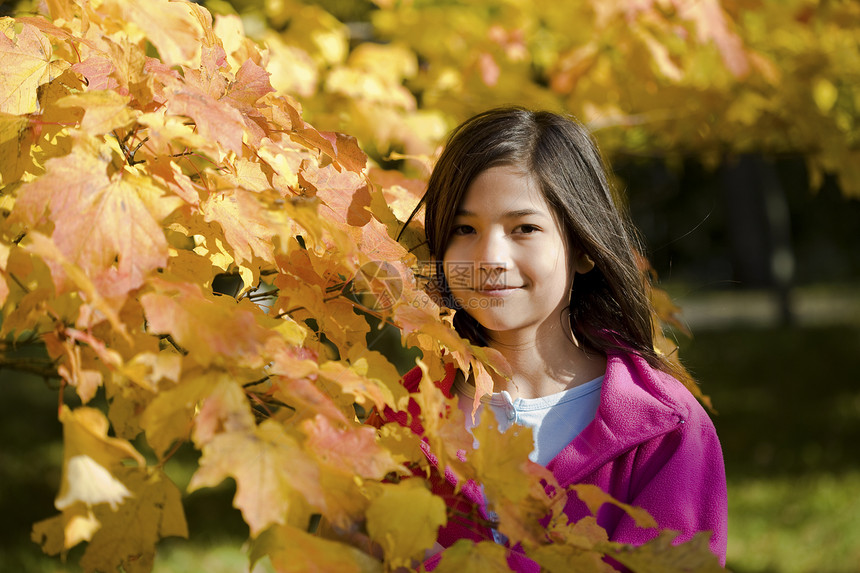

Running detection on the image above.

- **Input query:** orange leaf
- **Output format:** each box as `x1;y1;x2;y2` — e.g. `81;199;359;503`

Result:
105;0;204;67
200;187;276;265
0;20;67;114
301;160;372;227
140;278;294;368
302;414;403;479
189;421;325;536
12;139;179;300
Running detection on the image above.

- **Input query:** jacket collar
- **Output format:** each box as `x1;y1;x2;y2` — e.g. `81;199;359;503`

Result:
547;351;688;487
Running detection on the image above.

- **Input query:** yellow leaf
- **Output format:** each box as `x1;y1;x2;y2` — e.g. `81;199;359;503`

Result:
570;483;658;530
318;359;397;411
0;20;68;114
12;138;176;301
188;420;324;536
77;467;188;573
55;455;131;510
470;402;535;503
192;373;257;446
606;529;724;573
141;278;289;369
0;112;36;185
32;502;100;556
102;0;203;67
57;406;144;504
433;539;511;573
55;90;136;134
813;77;838;113
366;479;446;568
251;523;383;573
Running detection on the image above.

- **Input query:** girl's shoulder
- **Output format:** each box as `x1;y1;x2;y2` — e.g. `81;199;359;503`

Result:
601;350;716;437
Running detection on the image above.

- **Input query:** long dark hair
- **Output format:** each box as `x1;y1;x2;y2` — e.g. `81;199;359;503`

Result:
398;106;674;375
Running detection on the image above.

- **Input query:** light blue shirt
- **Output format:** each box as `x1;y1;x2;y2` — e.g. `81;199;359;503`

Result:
455;374;604;544
455;374;604;465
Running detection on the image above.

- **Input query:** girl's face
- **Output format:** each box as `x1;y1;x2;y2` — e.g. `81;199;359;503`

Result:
442;165;584;337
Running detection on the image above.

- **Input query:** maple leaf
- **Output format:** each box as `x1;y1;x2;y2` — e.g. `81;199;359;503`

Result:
139;373;250;458
200;186;276;265
0;112;37;185
270;374;349;425
317;359;398;411
302;414;403;480
55;90;136;135
71;56;121;91
33;466;188;572
470;410;536;504
433;540;511;572
43;329;104;404
11;137;180;301
570;483;658;530
251;524;383;573
365;479;446;568
604;529;725;573
0;19;68;114
166;86;246;156
55;455;132;511
192;373;257;446
224;58;276;113
140;278;302;369
189;420;326;537
102;0;203;67
301;160;372;227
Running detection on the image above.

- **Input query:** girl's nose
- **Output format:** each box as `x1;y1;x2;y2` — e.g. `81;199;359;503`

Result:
474;230;510;277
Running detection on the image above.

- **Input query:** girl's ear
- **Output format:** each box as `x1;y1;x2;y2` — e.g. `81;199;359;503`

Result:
575;252;595;274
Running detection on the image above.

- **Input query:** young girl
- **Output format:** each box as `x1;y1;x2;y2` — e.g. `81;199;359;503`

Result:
389;107;727;569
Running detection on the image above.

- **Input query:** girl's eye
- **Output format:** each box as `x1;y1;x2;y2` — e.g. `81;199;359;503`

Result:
517;224;540;234
451;225;474;235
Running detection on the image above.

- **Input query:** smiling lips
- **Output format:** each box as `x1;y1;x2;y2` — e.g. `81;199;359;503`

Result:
475;286;521;296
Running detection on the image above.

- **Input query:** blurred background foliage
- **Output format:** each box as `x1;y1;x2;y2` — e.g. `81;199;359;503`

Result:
2;0;859;571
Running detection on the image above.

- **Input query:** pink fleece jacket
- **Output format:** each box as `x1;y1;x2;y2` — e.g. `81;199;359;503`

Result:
376;350;728;570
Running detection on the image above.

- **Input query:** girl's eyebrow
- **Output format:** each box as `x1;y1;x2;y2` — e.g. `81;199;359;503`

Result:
455;208;548;219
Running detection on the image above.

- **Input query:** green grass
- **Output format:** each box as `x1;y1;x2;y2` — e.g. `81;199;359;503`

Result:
679;322;860;572
726;472;860;573
3;312;859;572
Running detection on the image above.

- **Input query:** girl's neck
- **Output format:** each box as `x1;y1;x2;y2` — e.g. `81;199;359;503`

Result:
485;313;606;400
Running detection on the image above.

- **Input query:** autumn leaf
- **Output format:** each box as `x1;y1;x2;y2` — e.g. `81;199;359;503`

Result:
102;0;204;68
570;483;658;530
604;529;724;573
55;90;136;135
192;373;257;446
251;524;383;573
189;420;325;536
301;414;403;480
11;137;180;300
141;278;300;368
199;186;277;265
31;466;189;573
433;539;511;573
365;479;446;568
0;19;68;114
55;455;132;511
140;373;251;458
166;86;246;156
0;112;36;184
470;410;536;504
301;159;372;227
317;359;398;411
